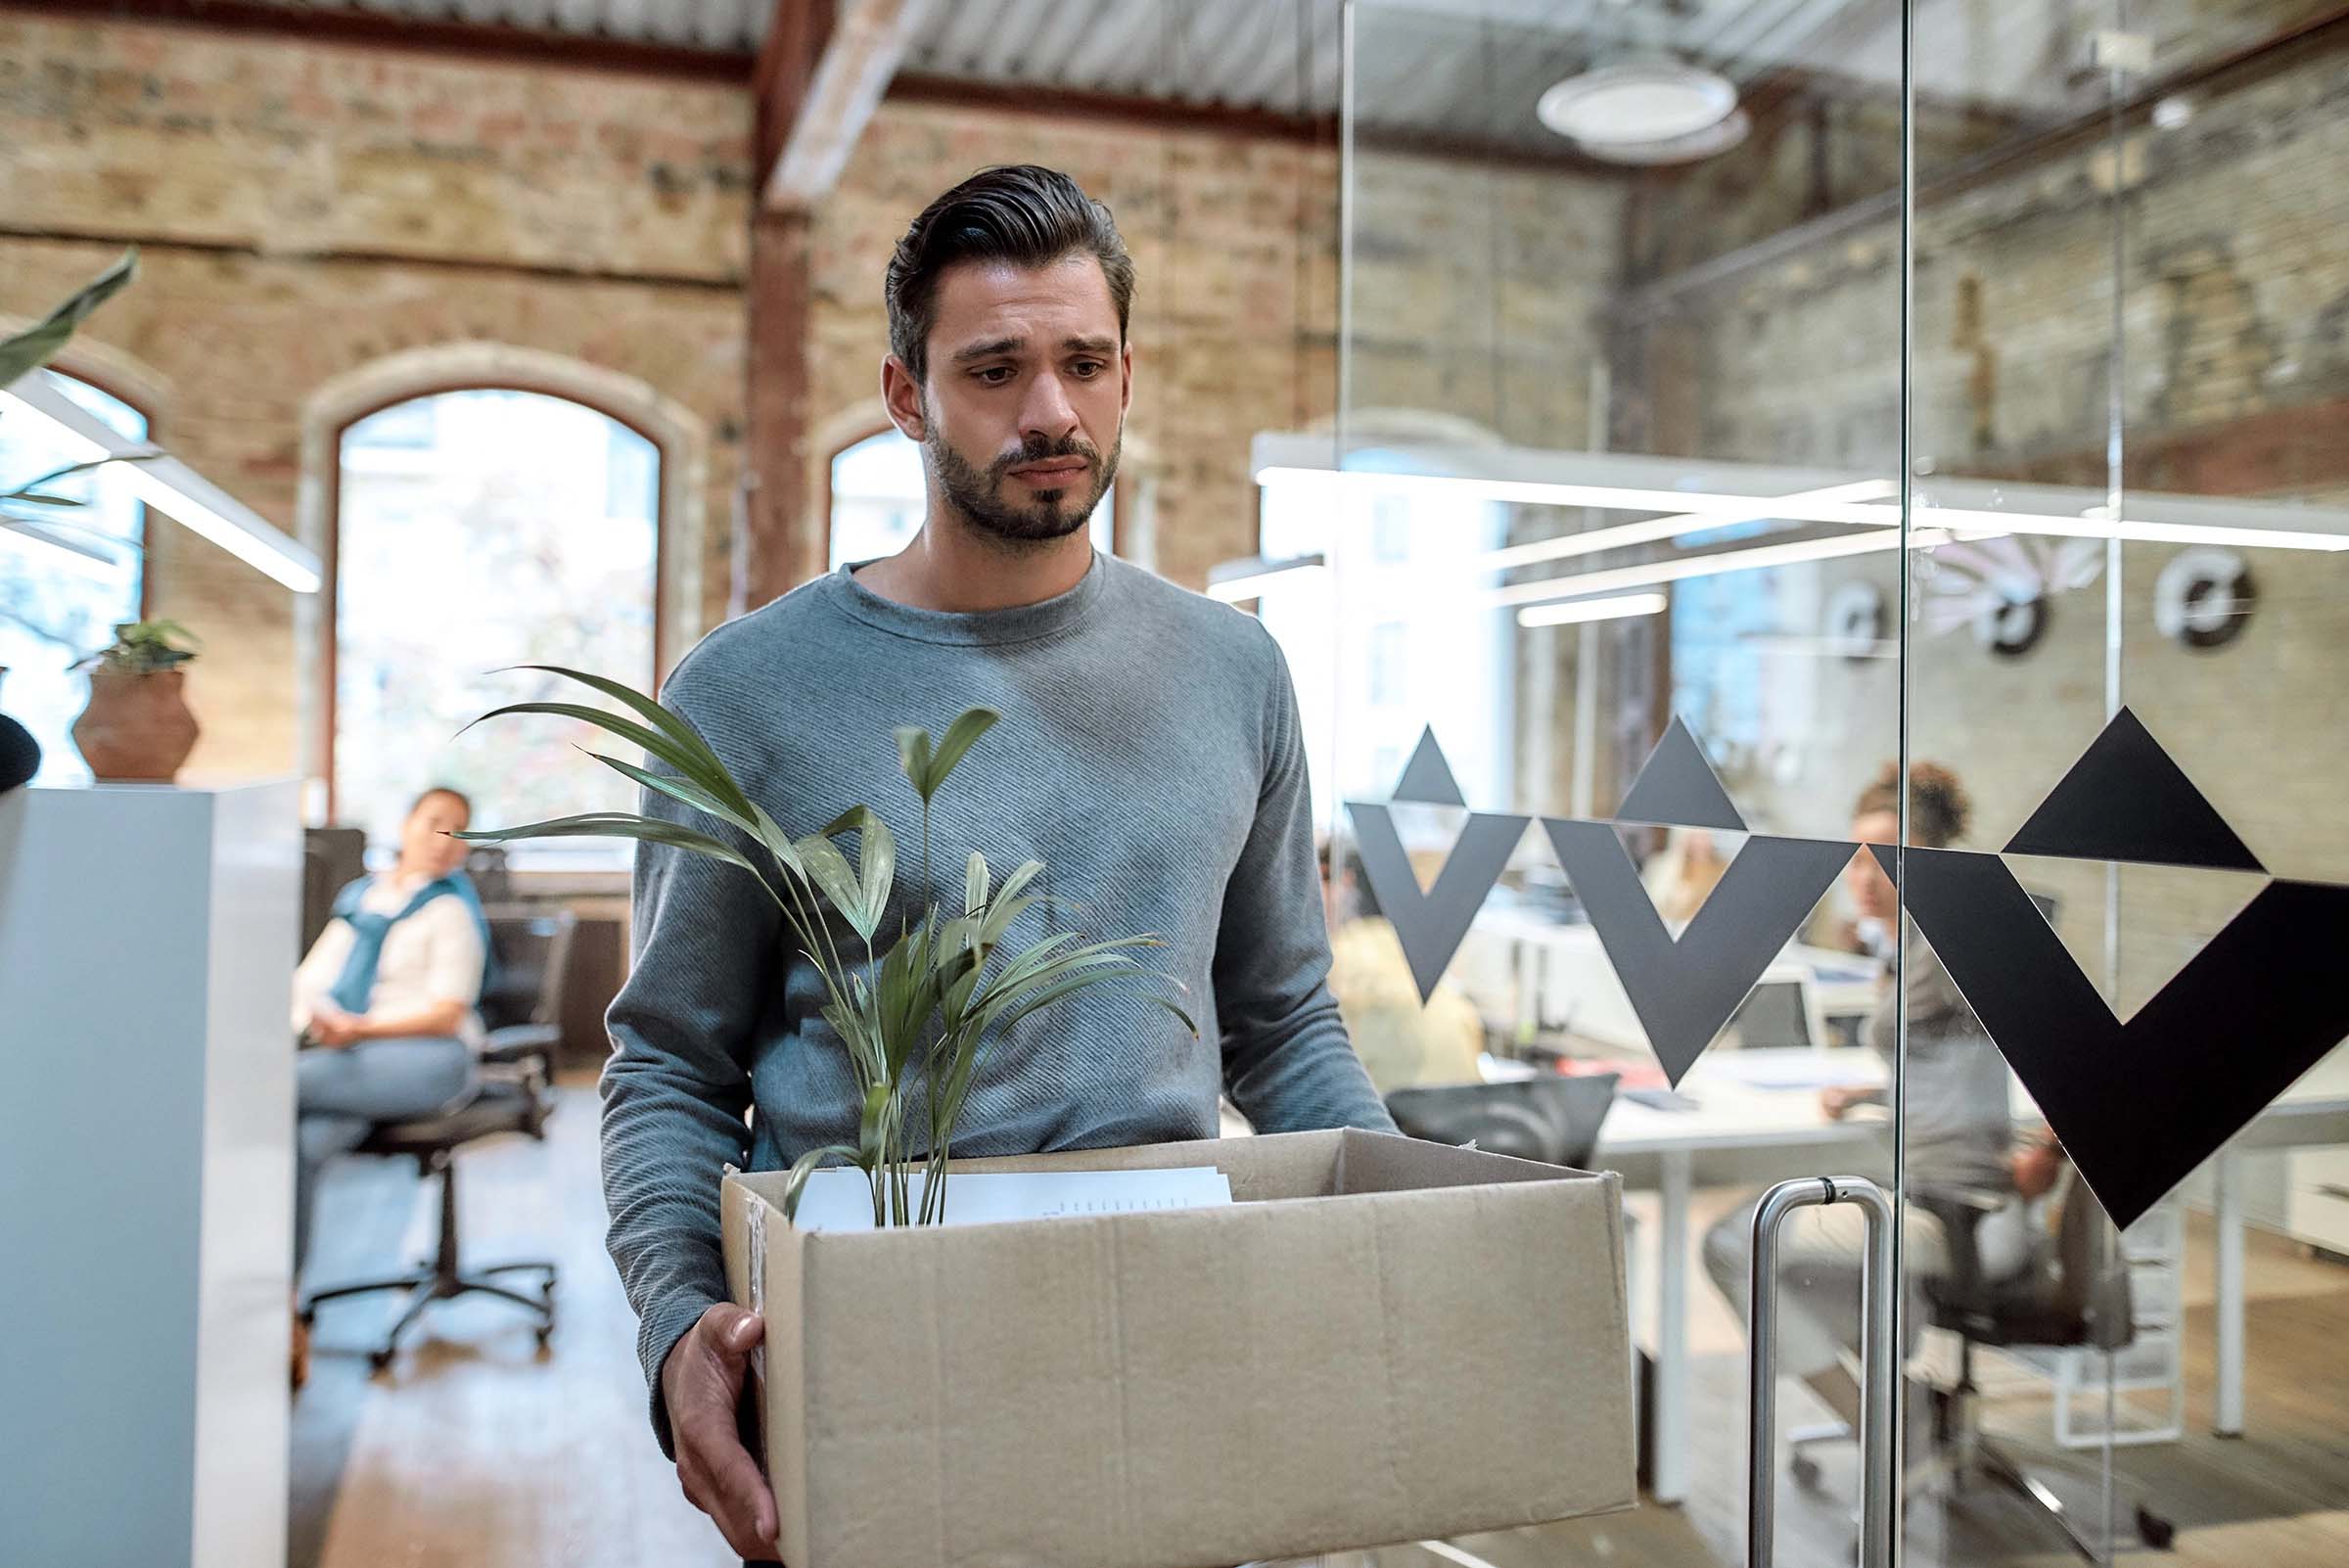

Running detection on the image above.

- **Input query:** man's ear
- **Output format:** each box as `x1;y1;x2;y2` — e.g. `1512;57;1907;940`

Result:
1119;340;1134;419
881;354;927;441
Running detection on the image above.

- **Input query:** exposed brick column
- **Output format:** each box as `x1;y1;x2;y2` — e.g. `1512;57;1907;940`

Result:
742;208;817;614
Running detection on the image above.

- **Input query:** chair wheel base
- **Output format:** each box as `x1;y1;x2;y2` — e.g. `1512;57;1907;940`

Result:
2138;1504;2176;1550
1791;1453;1823;1492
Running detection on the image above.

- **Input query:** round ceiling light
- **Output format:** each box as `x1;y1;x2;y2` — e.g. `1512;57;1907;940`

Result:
1536;57;1738;149
1575;109;1752;165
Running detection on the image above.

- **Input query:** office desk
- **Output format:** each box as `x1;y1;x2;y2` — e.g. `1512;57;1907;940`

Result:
1593;1050;1889;1505
1463;908;1879;1049
1592;1047;2349;1498
2211;1092;2349;1436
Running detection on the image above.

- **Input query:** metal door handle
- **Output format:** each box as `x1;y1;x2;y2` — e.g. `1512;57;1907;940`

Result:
1747;1176;1898;1568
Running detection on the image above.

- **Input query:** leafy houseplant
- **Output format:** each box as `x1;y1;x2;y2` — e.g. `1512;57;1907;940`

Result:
456;666;1195;1226
69;619;203;783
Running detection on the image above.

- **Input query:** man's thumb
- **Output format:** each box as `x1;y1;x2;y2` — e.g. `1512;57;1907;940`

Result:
712;1304;764;1357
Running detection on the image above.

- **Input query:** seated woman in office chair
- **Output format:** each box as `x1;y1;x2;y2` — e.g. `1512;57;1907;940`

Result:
288;786;491;1372
1702;761;2049;1436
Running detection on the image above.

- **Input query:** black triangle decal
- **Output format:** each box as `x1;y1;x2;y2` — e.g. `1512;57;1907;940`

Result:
1616;716;1746;832
1347;803;1528;1000
2004;708;2263;872
1392;726;1467;807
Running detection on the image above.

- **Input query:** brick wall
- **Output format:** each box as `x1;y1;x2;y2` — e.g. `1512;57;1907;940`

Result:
0;14;752;783
1634;42;2349;1010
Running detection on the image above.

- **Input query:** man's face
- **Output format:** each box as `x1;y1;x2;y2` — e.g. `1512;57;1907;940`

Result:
895;253;1130;546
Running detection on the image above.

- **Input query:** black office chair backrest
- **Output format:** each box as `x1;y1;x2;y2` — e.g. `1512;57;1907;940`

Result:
1385;1074;1619;1169
2050;1167;2136;1352
300;826;370;955
479;908;578;1035
464;846;515;905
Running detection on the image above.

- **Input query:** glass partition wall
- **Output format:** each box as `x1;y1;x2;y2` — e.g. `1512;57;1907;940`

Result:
1259;3;2349;1563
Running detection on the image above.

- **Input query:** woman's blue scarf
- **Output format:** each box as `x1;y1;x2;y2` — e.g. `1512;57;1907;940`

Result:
326;870;493;1017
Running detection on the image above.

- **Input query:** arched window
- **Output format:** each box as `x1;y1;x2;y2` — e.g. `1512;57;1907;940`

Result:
333;388;660;863
827;427;1113;572
0;372;149;785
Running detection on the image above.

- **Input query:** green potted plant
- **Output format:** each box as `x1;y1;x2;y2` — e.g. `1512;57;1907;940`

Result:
457;667;1194;1224
3;250;141;789
69;619;202;782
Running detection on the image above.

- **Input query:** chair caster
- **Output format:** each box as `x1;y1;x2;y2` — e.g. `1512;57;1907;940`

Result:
1791;1453;1823;1491
367;1347;394;1374
534;1323;553;1349
2138;1504;2175;1549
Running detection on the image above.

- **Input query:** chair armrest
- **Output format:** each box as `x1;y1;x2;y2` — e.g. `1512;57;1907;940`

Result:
483;1023;560;1066
1911;1183;2007;1306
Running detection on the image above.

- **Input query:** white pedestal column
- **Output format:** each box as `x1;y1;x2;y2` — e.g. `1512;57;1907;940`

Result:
0;782;300;1568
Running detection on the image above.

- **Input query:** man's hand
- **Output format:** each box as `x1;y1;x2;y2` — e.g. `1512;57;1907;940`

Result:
1819;1084;1865;1121
662;1302;779;1559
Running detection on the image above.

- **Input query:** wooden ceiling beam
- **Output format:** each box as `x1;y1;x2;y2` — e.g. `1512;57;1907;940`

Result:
760;0;936;213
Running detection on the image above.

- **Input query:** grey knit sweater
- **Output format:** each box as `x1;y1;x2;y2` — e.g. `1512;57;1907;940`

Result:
602;550;1396;1450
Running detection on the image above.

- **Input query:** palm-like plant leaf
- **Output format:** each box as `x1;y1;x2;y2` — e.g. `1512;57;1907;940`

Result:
0;250;136;387
964;851;990;917
780;1142;860;1224
502;664;754;815
923;707;1000;798
895;726;932;794
455;811;764;883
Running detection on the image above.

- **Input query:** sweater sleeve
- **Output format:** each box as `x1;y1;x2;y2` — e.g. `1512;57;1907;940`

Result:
1214;632;1398;1136
600;698;781;1457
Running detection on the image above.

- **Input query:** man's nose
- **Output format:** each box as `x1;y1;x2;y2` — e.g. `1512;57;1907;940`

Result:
1019;373;1079;441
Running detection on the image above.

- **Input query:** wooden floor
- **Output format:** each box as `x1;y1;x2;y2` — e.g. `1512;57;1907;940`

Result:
295;1083;2349;1568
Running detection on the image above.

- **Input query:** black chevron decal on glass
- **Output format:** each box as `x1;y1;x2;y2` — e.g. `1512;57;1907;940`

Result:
1347;802;1530;1002
1543;820;1853;1085
2004;707;2263;872
1879;845;2349;1230
1392;726;1469;807
1615;715;1748;832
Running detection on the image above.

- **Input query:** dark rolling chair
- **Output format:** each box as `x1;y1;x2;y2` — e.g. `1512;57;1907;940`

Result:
1385;1073;1619;1169
301;907;577;1372
1910;1169;2176;1556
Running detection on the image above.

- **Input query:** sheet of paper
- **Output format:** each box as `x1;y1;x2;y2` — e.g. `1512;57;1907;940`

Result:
1697;1047;1885;1091
789;1166;1235;1232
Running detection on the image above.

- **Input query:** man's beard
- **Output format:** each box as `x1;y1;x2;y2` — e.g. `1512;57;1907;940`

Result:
928;425;1121;549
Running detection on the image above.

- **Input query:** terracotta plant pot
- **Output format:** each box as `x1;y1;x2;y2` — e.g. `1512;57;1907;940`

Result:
71;664;200;783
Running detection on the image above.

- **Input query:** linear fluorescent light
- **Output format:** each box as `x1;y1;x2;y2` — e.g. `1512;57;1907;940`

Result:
1516;591;1669;627
1257;463;2349;554
1927;506;2349;553
1491;527;1958;611
1;373;323;593
1253;464;1899;527
1207;552;1327;603
1484;481;1900;571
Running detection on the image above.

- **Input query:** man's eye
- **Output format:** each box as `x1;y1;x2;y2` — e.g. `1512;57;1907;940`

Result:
976;367;1015;385
1072;360;1104;378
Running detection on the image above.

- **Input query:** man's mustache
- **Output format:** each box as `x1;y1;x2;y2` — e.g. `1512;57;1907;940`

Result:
991;434;1099;476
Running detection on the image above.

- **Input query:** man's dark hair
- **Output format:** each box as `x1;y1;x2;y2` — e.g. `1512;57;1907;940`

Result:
885;164;1135;384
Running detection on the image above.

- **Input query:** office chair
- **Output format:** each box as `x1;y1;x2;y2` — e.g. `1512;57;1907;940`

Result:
1384;1073;1619;1169
300;908;576;1372
299;826;369;955
1910;1171;2176;1554
1789;1169;2176;1556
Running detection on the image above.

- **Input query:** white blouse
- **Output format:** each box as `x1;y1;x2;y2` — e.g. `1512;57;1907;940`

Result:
292;876;489;1050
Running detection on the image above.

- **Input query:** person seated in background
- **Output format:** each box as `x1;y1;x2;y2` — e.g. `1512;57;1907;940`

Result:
1703;761;2040;1437
289;786;491;1344
1640;825;1728;927
1319;841;1486;1094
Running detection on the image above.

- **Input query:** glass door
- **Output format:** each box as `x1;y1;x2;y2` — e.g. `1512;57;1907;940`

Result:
1303;4;2349;1565
1899;2;2349;1565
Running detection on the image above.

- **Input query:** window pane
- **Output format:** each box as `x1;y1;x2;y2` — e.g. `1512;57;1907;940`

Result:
828;427;1113;570
0;373;147;786
334;389;658;866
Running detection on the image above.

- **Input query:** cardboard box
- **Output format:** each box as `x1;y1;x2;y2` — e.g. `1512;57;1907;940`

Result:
721;1129;1635;1568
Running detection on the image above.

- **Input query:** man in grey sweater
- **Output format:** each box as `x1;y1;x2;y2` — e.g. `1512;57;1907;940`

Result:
604;164;1396;1559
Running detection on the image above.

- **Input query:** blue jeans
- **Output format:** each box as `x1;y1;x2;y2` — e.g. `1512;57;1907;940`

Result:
295;1036;476;1277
